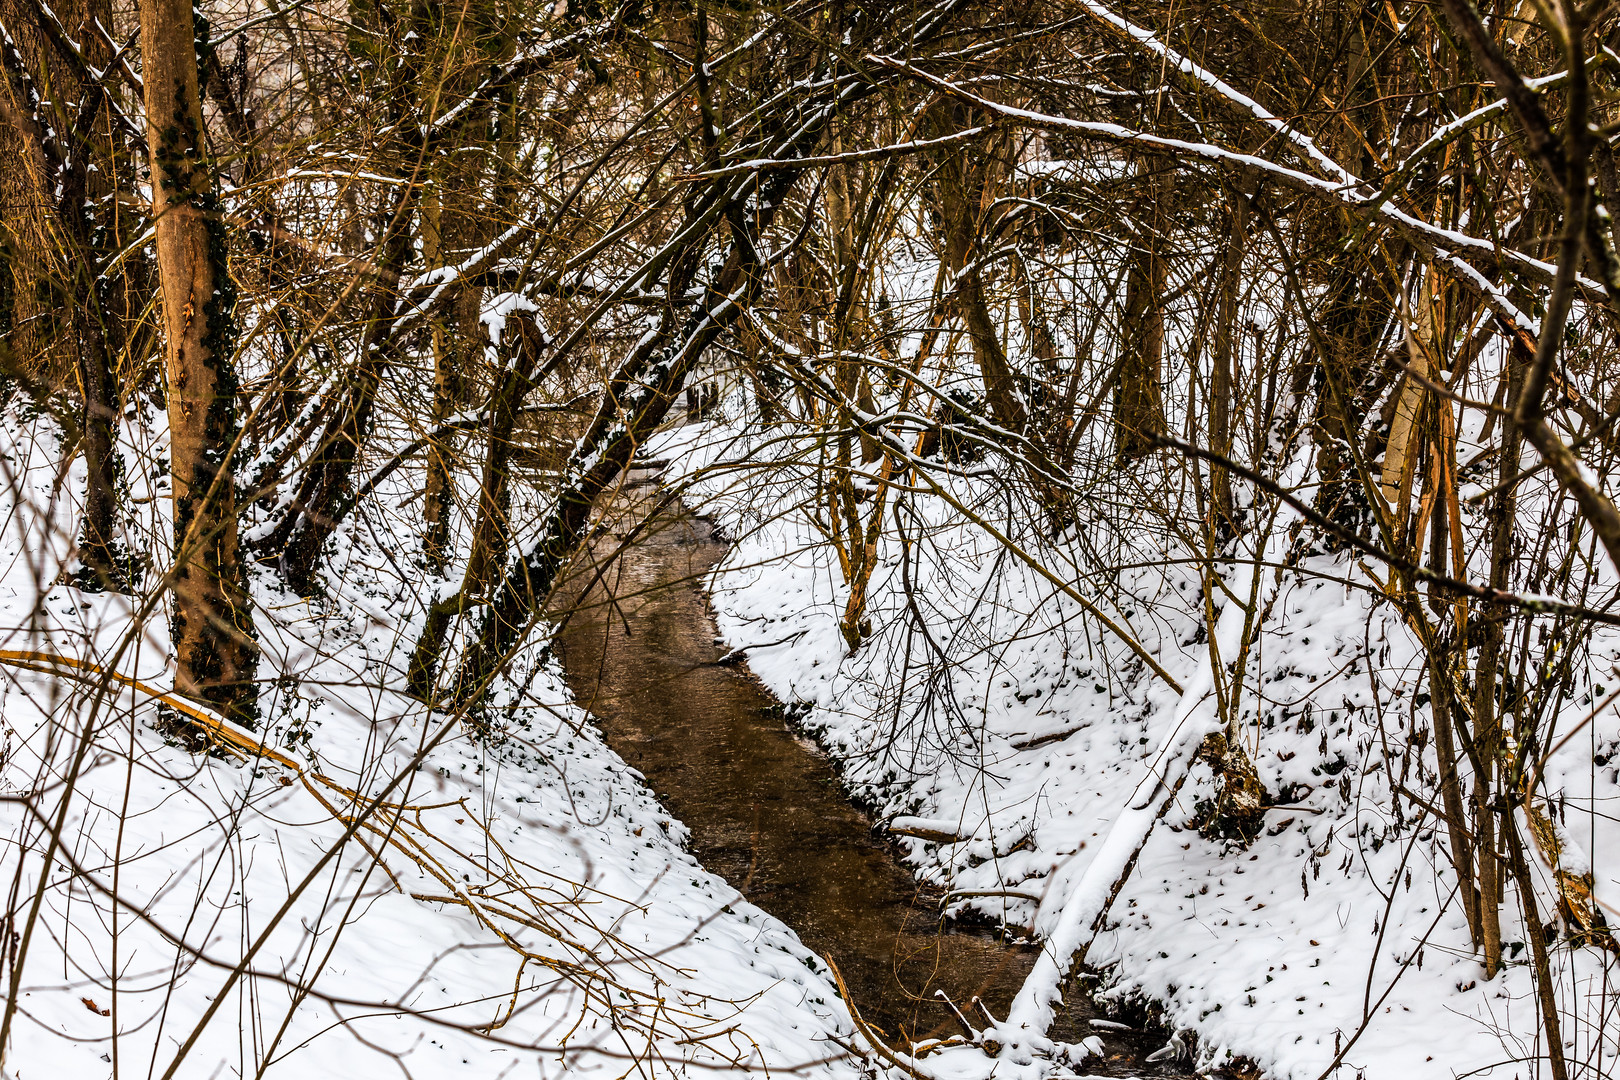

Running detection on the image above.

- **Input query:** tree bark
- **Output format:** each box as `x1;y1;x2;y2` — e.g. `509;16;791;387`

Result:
138;0;258;720
934;132;1026;434
419;185;458;573
1469;322;1532;976
1210;188;1245;535
0;0;62;379
464;315;544;592
1505;819;1571;1080
0;0;132;587
1114;160;1166;462
1307;245;1400;539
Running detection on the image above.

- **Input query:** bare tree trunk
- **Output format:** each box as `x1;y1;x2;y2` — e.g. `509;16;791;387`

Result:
1308;248;1400;537
930;124;1076;526
1429;649;1482;949
464;316;543;592
71;256;125;588
403;311;536;701
1210;187;1245;534
959;274;1027;432
1114;161;1166;462
66;0;130;590
419;186;461;573
1505;819;1571;1080
138;0;258;720
1469;326;1531;977
934;121;1026;435
0;0;61;380
0;0;132;587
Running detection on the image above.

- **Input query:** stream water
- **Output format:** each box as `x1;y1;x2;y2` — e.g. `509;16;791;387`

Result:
553;468;1183;1074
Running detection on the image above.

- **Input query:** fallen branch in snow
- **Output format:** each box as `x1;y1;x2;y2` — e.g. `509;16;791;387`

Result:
887;816;975;843
713;629;807;665
941;888;1045;907
889;825;971;844
0;650;297;764
825;956;938;1080
1010;726;1087;751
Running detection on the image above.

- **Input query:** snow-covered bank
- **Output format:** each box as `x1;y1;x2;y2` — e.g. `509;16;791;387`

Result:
0;413;856;1079
656;417;1620;1079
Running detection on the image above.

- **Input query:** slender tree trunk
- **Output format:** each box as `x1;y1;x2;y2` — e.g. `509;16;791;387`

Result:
934;122;1026;434
420;185;458;573
67;0;130;589
0;0;131;586
1505;820;1570;1080
1210;188;1245;535
1307;245;1400;538
959;274;1027;432
931;125;1074;523
1430;650;1482;948
138;0;258;721
421;347;461;572
0;0;61;379
72;268;124;586
1470;327;1531;977
1115;161;1166;462
464;316;543;592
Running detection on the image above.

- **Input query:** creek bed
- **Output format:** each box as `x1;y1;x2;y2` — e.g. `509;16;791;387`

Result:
553;470;1184;1074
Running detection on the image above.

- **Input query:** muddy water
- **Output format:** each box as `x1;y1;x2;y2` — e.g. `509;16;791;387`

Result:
553;470;1179;1074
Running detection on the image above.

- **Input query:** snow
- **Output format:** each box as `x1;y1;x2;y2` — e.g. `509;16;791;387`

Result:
0;412;860;1079
652;414;1620;1079
998;525;1290;1058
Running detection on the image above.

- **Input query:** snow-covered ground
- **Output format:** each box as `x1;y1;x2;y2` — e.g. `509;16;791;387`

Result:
0;412;858;1080
6;379;1616;1079
655;416;1620;1080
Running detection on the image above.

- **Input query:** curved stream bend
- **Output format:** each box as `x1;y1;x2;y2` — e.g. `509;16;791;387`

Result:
552;468;1182;1075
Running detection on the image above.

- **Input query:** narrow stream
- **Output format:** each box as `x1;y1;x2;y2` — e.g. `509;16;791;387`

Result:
553;468;1182;1075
